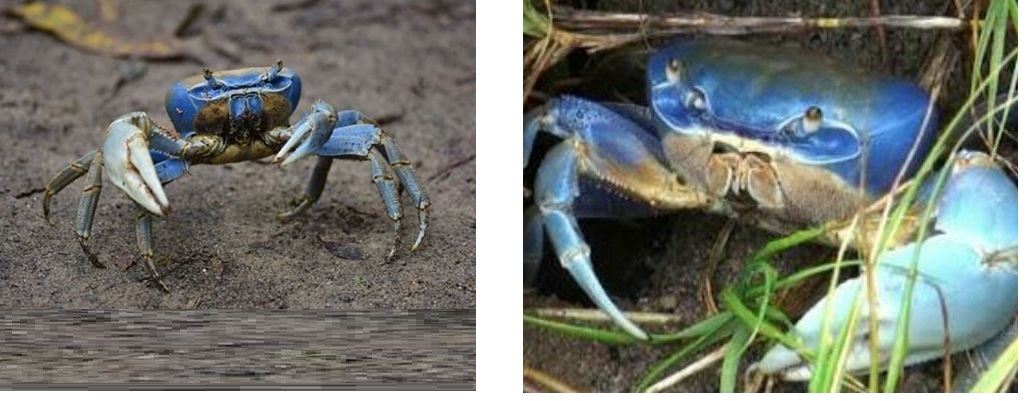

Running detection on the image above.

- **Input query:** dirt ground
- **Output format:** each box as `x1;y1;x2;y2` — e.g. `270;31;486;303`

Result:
523;0;1009;393
0;0;475;309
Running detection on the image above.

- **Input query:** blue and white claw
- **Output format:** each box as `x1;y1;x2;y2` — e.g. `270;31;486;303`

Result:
755;151;1017;381
102;112;190;217
524;96;712;340
273;100;432;257
272;100;338;167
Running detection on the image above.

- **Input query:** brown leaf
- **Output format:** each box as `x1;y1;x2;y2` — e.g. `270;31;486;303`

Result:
317;235;366;261
8;1;185;60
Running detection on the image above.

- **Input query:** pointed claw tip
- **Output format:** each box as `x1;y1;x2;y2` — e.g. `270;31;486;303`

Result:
628;326;649;341
410;234;424;251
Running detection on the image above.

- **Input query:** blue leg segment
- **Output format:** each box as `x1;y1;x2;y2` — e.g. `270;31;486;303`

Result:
150;152;189;185
523;206;545;287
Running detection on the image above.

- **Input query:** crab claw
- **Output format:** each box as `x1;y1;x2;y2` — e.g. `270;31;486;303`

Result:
273;100;336;167
103;112;170;216
754;151;1017;381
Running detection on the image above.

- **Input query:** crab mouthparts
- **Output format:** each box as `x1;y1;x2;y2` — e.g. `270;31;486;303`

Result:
709;133;783;157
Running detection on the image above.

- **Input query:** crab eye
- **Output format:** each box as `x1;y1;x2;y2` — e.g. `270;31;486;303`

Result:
261;60;284;82
665;59;681;83
683;88;707;111
203;68;224;89
802;106;823;133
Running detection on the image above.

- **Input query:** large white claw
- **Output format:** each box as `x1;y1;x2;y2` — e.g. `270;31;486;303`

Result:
753;152;1017;383
103;112;169;216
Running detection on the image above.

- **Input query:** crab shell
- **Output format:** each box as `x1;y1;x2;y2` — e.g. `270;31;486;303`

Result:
165;66;303;139
157;66;304;165
649;40;938;222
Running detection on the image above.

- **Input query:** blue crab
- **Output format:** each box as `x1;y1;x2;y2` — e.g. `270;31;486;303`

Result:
524;39;1016;379
43;61;431;291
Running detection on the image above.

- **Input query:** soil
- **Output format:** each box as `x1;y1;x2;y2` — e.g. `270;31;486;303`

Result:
0;0;475;309
523;0;1008;393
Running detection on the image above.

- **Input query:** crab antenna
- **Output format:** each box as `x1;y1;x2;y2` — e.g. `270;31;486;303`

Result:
202;68;224;88
263;60;284;81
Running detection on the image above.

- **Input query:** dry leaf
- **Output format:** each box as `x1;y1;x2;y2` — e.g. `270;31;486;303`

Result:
8;1;185;59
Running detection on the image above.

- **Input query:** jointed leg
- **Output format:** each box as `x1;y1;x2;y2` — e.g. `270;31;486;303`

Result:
134;206;170;292
369;149;404;261
336;109;430;249
278;156;332;222
76;151;105;269
378;134;429;250
314;122;431;251
43;149;99;224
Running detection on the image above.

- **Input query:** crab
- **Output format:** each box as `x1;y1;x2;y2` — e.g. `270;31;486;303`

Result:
523;39;1016;379
43;61;431;291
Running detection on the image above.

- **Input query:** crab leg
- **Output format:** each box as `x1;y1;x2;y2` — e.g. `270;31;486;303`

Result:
277;156;332;221
525;96;714;340
76;151;106;269
42;149;99;224
377;133;430;249
333;109;430;249
368;149;404;261
134;206;170;292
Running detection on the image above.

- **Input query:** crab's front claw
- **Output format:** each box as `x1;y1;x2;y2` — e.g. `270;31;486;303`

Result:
273;100;337;167
755;151;1017;382
103;112;170;217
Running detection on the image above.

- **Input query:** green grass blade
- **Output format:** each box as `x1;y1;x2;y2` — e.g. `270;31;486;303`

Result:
523;0;550;38
720;325;751;392
968;339;1018;393
523;313;640;345
635;318;736;392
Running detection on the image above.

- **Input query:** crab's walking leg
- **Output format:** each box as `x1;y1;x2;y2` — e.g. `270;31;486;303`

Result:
312;125;408;260
134;206;170;292
376;134;430;249
76;151;106;269
334;109;430;250
525;96;713;340
368;150;404;261
277;156;332;221
43;149;100;225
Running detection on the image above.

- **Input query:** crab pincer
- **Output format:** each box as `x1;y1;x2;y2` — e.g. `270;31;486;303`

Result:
103;112;171;217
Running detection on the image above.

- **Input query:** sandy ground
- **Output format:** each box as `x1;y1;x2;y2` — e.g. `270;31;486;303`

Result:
523;0;1012;393
0;0;475;309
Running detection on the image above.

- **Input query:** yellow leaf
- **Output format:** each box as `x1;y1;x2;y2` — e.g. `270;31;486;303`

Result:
9;1;184;60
